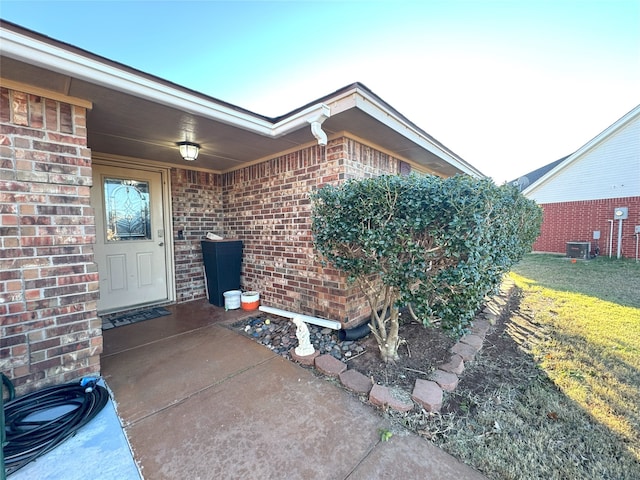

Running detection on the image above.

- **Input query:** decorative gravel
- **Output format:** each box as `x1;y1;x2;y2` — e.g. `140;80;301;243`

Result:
231;315;365;362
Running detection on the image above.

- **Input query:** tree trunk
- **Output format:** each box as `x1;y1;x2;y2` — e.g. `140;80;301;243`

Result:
377;304;400;363
379;341;400;363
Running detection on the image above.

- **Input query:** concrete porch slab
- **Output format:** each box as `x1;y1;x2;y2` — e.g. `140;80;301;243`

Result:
12;299;486;480
125;355;386;479
101;324;275;424
101;302;251;356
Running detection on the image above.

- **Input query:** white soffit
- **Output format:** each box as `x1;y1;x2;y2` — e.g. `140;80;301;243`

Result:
0;25;330;139
1;22;483;176
327;86;483;177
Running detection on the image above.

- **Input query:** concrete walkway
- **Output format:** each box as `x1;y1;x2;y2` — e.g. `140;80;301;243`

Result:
100;300;486;479
8;300;487;479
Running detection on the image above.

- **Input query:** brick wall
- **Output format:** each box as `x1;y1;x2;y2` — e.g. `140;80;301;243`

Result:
223;136;404;325
0;87;426;392
343;138;402;180
343;138;404;322
533;196;640;258
0;87;101;395
171;168;223;303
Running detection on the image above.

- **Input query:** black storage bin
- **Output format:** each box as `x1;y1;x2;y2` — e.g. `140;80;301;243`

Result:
201;239;243;306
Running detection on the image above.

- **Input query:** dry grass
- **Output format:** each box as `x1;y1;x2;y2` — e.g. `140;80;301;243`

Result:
384;254;640;479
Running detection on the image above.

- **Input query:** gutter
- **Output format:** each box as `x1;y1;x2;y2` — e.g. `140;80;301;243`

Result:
325;84;485;178
0;24;330;144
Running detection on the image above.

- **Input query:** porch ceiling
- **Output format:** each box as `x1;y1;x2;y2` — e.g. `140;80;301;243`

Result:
2;56;312;172
1;20;480;177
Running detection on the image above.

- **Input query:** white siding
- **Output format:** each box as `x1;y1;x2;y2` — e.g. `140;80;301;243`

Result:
527;114;640;203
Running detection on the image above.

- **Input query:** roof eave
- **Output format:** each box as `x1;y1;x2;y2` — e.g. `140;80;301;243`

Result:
1;20;482;176
523;104;640;196
323;83;484;177
1;21;334;139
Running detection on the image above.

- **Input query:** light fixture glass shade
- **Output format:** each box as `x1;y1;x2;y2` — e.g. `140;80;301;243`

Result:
177;141;200;161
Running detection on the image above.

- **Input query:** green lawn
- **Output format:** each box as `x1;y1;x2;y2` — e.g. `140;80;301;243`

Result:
512;253;640;308
510;254;640;458
431;254;640;479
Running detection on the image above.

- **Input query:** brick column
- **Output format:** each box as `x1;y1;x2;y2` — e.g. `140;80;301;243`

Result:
0;87;101;395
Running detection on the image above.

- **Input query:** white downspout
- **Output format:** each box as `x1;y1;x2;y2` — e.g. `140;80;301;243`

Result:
259;305;341;330
308;106;330;146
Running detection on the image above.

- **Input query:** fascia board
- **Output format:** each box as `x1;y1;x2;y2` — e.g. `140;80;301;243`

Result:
523;104;640;196
1;26;330;140
331;86;483;177
0;26;485;170
271;103;331;138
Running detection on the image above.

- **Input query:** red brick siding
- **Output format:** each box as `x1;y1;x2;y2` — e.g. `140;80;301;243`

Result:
0;87;100;395
222;137;404;325
342;138;403;322
344;138;401;179
533;196;640;258
171;168;223;302
222;144;338;320
0;86;434;392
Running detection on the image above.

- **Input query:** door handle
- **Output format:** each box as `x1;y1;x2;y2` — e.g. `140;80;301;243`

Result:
158;242;164;246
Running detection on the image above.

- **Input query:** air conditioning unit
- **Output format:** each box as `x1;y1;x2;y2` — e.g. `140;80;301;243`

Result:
566;242;590;259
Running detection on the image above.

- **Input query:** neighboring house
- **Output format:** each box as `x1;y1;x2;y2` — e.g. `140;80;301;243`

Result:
509;156;567;192
520;105;640;259
0;20;483;395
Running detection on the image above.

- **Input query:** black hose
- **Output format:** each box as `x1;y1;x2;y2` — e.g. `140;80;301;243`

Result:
338;322;371;341
3;378;109;476
2;372;15;402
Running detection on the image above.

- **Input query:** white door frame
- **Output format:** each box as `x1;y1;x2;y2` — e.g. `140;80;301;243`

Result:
92;155;176;312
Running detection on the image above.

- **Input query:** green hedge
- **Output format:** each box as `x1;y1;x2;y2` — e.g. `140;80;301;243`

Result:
311;174;542;337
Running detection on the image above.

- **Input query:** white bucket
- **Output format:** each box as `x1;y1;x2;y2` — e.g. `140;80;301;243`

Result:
223;290;241;310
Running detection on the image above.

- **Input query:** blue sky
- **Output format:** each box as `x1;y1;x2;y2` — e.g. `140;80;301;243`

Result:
2;0;638;183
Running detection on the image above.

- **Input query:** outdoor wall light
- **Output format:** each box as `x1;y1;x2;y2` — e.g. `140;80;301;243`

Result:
176;141;200;161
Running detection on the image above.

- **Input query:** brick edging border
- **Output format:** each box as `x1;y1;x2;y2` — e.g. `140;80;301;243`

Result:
293;279;516;413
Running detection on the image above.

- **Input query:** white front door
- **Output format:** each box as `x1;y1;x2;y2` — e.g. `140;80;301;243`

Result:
92;164;169;313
